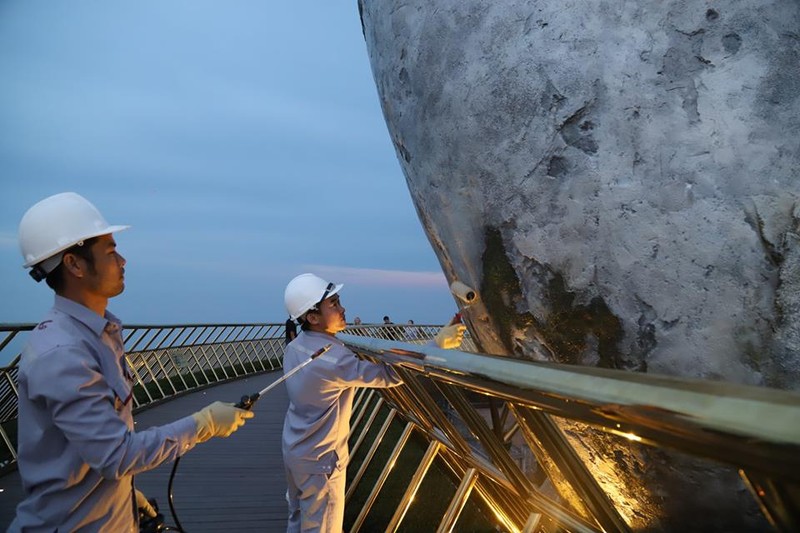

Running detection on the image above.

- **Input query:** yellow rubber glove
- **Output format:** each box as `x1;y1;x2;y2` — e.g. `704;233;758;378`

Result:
135;489;157;518
434;323;467;349
192;401;254;443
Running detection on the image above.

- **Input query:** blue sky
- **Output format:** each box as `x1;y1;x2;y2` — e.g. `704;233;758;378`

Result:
0;2;455;327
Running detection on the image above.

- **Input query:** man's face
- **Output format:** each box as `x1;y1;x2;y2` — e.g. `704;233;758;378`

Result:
83;234;126;298
314;294;347;334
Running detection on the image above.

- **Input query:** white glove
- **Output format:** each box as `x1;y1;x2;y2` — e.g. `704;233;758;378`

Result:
434;324;467;349
135;489;157;518
192;401;254;443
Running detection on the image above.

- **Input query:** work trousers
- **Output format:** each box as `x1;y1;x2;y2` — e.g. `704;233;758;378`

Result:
286;466;346;533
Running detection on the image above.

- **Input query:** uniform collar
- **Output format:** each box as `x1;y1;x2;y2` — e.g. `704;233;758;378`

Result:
53;294;121;337
300;329;343;346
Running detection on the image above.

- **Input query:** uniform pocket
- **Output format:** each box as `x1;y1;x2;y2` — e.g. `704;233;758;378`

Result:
109;377;132;412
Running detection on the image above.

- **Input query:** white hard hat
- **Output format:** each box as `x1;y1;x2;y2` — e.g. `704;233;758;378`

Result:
18;192;130;281
284;273;343;321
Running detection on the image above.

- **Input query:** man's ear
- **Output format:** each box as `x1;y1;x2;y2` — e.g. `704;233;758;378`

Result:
62;253;85;279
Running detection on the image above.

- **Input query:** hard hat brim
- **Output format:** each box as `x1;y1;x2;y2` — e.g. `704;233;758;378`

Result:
289;282;345;321
325;283;344;301
22;224;131;268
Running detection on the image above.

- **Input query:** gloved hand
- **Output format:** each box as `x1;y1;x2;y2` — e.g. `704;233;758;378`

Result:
192;401;254;443
135;489;157;519
434;323;467;349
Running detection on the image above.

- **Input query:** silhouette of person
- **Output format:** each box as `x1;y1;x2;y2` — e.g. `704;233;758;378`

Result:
285;316;297;345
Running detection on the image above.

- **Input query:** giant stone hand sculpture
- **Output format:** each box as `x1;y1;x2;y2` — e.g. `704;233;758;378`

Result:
360;0;800;529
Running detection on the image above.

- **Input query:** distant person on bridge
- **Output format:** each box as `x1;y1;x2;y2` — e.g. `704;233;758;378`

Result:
406;319;420;340
382;314;401;340
9;192;254;533
282;273;466;533
285;315;298;345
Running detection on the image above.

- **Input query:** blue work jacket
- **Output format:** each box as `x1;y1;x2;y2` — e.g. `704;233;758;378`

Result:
282;330;402;475
9;296;199;533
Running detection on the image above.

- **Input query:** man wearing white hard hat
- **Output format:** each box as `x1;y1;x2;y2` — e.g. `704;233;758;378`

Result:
281;273;466;533
9;192;254;532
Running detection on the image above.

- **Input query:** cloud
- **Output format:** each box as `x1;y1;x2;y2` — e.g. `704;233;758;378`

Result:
0;4;455;327
0;231;16;248
302;265;447;288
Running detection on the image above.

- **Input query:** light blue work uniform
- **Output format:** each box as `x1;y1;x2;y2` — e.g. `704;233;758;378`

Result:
282;330;403;533
9;296;200;533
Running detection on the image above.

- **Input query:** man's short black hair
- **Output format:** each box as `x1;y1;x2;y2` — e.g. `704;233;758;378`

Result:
45;237;99;292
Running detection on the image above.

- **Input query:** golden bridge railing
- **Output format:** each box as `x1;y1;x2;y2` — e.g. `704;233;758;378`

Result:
0;322;285;475
1;322;798;531
338;335;800;533
0;322;457;475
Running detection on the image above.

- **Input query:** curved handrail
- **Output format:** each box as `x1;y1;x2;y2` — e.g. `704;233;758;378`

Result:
336;334;800;532
2;323;797;530
0;322;454;472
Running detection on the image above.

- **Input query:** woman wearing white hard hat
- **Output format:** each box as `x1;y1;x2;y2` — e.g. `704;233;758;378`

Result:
281;273;466;533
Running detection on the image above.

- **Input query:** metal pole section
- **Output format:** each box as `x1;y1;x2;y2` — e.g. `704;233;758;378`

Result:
438;385;600;533
348;390;377;442
348;396;385;459
739;471;800;532
346;408;398;503
237;344;333;410
349;422;415;533
522;513;543;533
436;467;478;533
510;404;631;532
255;349;320;396
385;441;441;532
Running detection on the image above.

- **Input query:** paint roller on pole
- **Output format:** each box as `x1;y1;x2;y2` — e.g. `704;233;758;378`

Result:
449;280;478;324
235;343;333;410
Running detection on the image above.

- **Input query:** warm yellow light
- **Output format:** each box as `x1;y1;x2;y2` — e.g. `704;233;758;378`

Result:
621;432;642;442
487;503;518;533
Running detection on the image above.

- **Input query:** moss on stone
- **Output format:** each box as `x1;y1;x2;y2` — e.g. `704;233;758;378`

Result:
480;226;624;367
480;227;535;354
543;272;624;368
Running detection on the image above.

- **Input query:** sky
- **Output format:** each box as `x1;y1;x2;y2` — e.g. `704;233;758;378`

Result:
0;2;457;329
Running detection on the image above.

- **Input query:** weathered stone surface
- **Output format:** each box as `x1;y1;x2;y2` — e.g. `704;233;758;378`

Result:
360;0;799;529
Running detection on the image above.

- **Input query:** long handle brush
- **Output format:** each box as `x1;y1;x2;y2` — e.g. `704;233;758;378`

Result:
164;343;332;532
234;343;332;409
